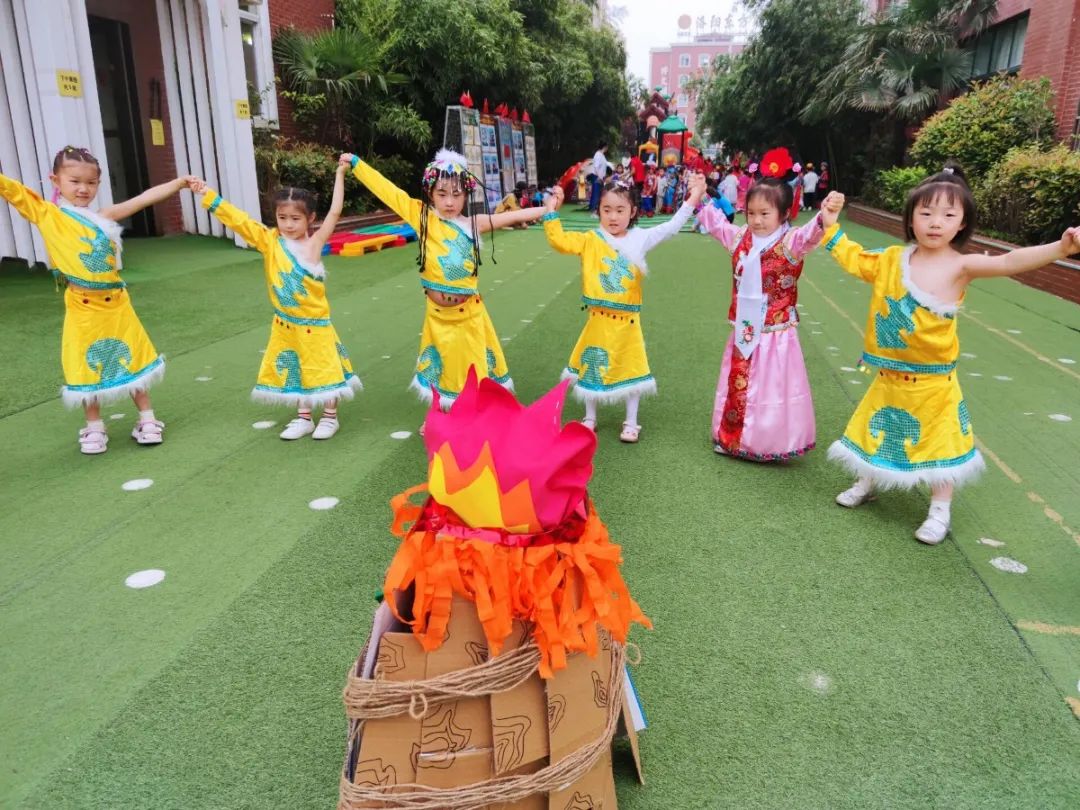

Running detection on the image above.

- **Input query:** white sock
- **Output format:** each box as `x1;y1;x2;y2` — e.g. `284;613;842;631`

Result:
928;498;951;525
86;419;105;432
583;399;598;423
849;477;874;497
624;394;640;426
138;409;156;424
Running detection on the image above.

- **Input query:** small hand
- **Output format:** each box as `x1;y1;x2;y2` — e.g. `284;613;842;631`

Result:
189;178;208;195
177;175;198;190
546;186;564;212
1060;226;1080;257
338;153;354;171
819;191;845;228
686;172;707;204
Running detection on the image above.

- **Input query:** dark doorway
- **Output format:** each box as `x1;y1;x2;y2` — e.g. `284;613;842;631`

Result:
88;15;153;236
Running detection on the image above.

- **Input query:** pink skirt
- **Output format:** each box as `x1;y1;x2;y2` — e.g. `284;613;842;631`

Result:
712;327;816;461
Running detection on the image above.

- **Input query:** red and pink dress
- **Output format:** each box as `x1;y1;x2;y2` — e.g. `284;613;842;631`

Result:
697;204;825;460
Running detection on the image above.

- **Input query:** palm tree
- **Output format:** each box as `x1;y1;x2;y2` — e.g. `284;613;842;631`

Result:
803;0;999;124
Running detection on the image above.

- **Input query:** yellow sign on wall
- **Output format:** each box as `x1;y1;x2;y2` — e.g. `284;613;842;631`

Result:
56;70;82;98
234;100;251;120
150;119;165;146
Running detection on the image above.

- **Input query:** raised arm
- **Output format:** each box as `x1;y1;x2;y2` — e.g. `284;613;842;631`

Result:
349;155;422;230
476;205;547;234
783;211;826;260
540;187;587;255
191;179;274;253
641;199;696;253
961;227;1080;280
0;173;52;224
308;155;350;251
99;176;193;222
696;198;743;252
820;222;883;283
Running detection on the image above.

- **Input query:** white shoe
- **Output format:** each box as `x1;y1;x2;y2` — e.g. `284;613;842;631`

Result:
580;417;597;432
279;417;315;440
915;516;949;545
312;417;339;440
131;419;164;445
619;422;641;443
835;482;874;508
79;425;108;455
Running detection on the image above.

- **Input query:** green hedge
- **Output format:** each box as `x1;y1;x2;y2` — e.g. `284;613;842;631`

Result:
865;166;930;214
976;144;1080;246
253;136;416;220
910;75;1056;177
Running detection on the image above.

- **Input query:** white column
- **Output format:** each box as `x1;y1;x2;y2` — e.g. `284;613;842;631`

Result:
154;0;196;233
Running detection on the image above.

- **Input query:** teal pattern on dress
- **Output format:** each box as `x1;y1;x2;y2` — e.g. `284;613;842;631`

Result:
273;260;310;309
874;293;919;349
438;229;475;281
486;348;497;376
417;345;443;386
958;400;971;436
275;349;302;389
599;253;634;294
86;338;132;382
869;406;922;464
579;346;610;387
62;210;116;275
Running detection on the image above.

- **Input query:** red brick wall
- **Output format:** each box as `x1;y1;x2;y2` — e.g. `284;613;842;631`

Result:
268;0;335;142
991;0;1080;142
847;204;1080;305
86;0;184;236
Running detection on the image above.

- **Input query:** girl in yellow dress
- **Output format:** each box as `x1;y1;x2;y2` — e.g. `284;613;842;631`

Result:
820;166;1080;544
541;175;705;443
192;155;360;441
347;149;547;409
1;147;194;454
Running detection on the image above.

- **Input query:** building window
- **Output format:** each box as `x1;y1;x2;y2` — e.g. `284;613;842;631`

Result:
967;13;1027;79
678;74;689;87
679;53;690;67
238;1;278;128
678;93;688;106
699;54;711;67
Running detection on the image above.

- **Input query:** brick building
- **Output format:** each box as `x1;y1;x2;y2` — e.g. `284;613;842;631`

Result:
0;0;333;267
649;27;748;132
973;0;1080;144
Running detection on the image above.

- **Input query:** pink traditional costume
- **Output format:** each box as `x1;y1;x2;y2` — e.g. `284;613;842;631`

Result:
697;203;825;461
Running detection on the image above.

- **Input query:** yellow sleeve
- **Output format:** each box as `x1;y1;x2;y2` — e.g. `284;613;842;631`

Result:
201;189;274;253
350;156;422;230
821;222;881;283
0;172;52;225
541;212;587;255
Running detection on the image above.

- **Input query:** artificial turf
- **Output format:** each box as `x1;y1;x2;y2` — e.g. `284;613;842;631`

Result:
1;212;1078;808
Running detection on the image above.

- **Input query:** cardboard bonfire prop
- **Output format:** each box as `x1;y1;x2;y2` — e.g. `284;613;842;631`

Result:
340;369;651;809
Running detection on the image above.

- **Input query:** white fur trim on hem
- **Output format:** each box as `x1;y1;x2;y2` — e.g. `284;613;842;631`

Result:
250;375;362;409
827;439;985;491
61;355;165;408
900;245;960;317
563;370;658;405
408;376;514;411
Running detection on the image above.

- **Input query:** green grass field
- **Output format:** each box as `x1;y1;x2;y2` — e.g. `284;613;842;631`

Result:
1;211;1078;808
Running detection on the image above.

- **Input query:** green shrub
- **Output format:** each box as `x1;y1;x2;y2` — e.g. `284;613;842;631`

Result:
866;166;930;213
910;75;1056;177
975;144;1080;245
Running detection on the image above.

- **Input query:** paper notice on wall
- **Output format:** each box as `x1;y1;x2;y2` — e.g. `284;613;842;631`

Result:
150;119;165;146
56;70;82;98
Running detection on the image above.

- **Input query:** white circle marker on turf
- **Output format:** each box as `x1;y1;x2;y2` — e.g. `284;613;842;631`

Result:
827;346;839;352
961;352;976;359
309;497;339;511
1023;412;1034;416
390;431;412;440
110;413;126;420
122;479;153;491
812;330;822;335
381;355;391;360
1049;414;1072;422
799;671;833;695
978;537;1005;548
840;366;856;372
994;375;1012;381
521;319;532;323
990;557;1027;574
252;421;276;430
195;376;212;382
1059;358;1076;365
1006;329;1022;334
125;569;165;589
849;379;861;385
968;372;983;377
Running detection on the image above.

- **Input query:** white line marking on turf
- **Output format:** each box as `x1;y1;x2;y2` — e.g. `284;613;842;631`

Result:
125;569;165;589
122;479;153;491
993;375;1012;381
252;421;276;430
110;413;126;420
990;556;1028;574
978;537;1005;548
195;376;212;382
309;497;340;510
390;431;412;440
1059;358;1076;365
1049;414;1072;422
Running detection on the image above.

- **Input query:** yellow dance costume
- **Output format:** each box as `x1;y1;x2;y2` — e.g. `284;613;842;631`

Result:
201;190;361;407
0;173;164;408
541;212;657;403
349;156;510;406
821;223;985;488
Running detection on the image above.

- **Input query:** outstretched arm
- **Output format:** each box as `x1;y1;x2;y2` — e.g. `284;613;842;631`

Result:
0;173;52;224
540;186;587;255
476;205;547;233
348;154;422;231
308;155;350;252
961;227;1080;279
641;172;706;253
190;178;274;253
100;176;194;222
